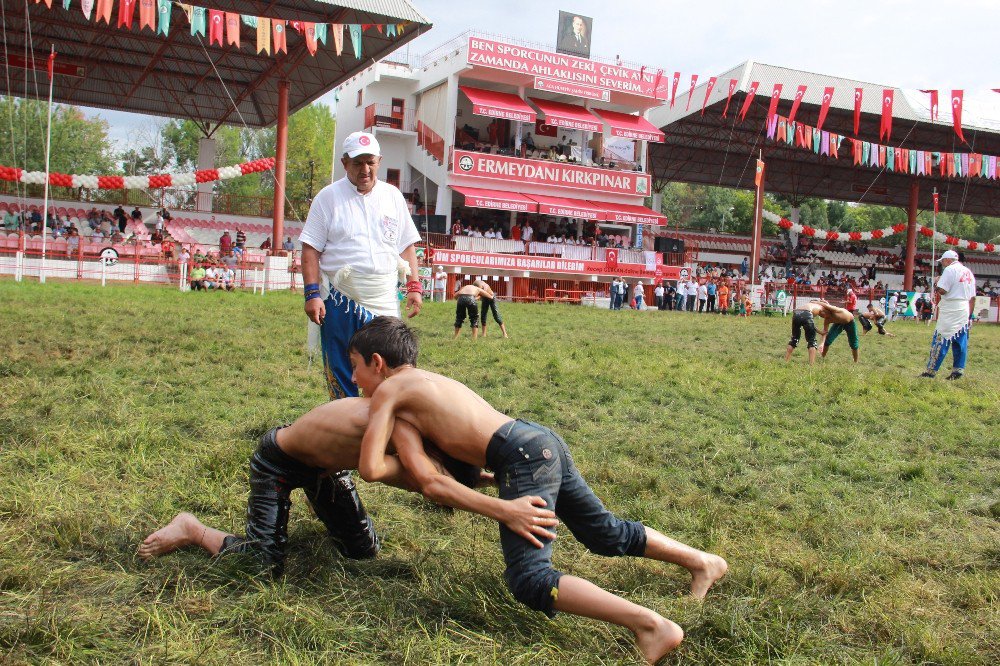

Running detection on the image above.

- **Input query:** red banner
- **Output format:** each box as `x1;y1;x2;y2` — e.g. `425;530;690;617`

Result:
788;85;807;124
452;149;651;196
535;118;558;137
921;89;939;121
534;77;610;102
766;83;783;120
880;89;894;141
685;74;698;112
467;37;669;100
431;249;680;279
701;76;717;116
605;248;618;270
817;86;834;131
952;90;966;144
722;78;738;118
670;71;680;107
853;87;863;136
738;81;759;121
209;10;224;45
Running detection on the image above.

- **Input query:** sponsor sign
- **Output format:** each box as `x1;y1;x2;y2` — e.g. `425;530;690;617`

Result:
461;192;533;212
607;125;662;142
534;77;610;102
471;102;533;123
99;247;119;266
432;249;680;279
467;37;668;100
453;149;650;196
536;202;602;220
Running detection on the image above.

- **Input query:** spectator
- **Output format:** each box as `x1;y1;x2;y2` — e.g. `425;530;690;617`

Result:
706;279;717;313
654;282;664;310
259;236;272;250
219;230;233;255
633;281;645;310
220;266;236;291
162;238;175;260
178;247;191;265
717;281;730;314
433;266;448;302
521;222;533;243
151;228;163;245
221;250;237;270
235;228;247;250
740;256;749;276
131;206;143;222
154;212;165;233
697;281;708;313
203;264;218;290
189;264;206;290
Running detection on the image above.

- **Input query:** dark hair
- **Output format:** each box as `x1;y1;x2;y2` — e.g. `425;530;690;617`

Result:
348;317;418;368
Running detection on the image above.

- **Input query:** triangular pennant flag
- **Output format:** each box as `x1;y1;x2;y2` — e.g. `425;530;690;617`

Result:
951;90;966;144
332;24;344;56
397;23;405;34
701;76;717;116
852;139;862;165
81;0;94;19
272;20;286;53
830;133;840;159
156;0;171;36
755;159;765;188
41;0;53;8
795;122;806;148
886;146;894;171
96;0;113;24
853;87;862;136
909;149;917;174
63;0;71;10
880;89;894;142
812;128;821;154
820;130;829;156
788;85;807;125
920;89;938;121
816;86;834;131
916;150;925;175
377;24;384;34
685;74;698;112
777;117;787;143
191;6;206;37
737;81;759;122
767;114;778;140
226;12;240;47
208;10;224;45
960;153;969;176
878;145;886;167
348;24;362;59
766;83;783;120
257;17;271;54
862;141;871;166
386;24;396;37
925;152;933;176
241;15;257;28
670;72;680;108
138;0;155;31
118;0;136;29
315;23;327;45
970;153;981;177
304;22;318;55
722;78;737;118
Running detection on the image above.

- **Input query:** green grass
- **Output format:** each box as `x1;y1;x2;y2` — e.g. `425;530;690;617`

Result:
1;280;997;665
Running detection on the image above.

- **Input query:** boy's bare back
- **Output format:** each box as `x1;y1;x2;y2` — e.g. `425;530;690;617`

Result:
277;397;370;470
374;368;512;467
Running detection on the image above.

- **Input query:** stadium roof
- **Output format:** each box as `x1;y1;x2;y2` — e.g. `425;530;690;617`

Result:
1;0;431;129
647;61;1000;217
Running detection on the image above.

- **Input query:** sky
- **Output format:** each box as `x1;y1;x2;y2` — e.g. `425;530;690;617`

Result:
84;0;1000;148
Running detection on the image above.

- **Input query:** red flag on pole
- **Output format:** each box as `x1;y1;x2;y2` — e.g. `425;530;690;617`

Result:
853;88;863;136
766;83;783;121
933;192;939;213
46;50;56;81
754;158;764;187
920;89;939;121
701;76;717;116
737;81;759;122
951;90;966;144
272;20;287;53
722;78;738;118
685;74;698;112
879;89;894;142
670;72;680;108
788;85;807;124
816;86;834;131
118;0;136;28
209;10;225;45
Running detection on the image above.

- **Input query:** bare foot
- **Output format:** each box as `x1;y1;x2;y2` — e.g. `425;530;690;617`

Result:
634;612;683;664
690;553;728;599
138;512;201;560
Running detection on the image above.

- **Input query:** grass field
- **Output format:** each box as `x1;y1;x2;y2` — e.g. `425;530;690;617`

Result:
1;280;997;665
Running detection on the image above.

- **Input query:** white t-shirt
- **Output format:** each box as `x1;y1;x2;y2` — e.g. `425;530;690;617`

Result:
937;261;976;300
522;226;534;242
698;284;708;299
300;177;420;276
654;286;664;297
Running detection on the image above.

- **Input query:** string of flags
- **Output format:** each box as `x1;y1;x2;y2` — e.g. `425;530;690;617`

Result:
0;157;275;189
760;210;998;255
31;0;412;59
765;110;1000;181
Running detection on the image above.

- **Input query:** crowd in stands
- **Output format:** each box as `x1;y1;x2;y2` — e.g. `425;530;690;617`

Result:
451;216;641;249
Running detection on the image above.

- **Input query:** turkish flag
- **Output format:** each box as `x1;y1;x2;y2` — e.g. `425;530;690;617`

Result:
606;249;618;270
853;87;862;136
118;0;136;29
670;72;680;108
766;83;783;120
209;10;224;46
788;85;807;125
273;20;287;54
879;89;894;142
722;78;738;118
816;86;834;131
46;50;55;81
737;81;759;122
685;74;698;112
920;89;939;121
933;192;939;213
535;119;557;138
701;76;717;116
226;12;240;47
951;90;966;144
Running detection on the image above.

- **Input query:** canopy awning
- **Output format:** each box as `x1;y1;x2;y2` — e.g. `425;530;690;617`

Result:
596;201;667;225
452;186;538;213
589;109;666;143
459;86;537;123
528;98;603;133
526;194;606;220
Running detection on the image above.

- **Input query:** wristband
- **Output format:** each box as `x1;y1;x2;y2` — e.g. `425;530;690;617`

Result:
304;282;320;293
305;291;322;302
405;280;423;294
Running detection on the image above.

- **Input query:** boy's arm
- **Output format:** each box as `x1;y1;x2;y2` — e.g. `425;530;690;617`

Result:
391;421;558;548
358;382;402;485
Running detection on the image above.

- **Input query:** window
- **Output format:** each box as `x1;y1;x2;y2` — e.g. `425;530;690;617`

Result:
386;169;401;188
356;89;363;108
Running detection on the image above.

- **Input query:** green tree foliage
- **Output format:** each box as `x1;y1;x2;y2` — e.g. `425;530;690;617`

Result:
0;97;116;175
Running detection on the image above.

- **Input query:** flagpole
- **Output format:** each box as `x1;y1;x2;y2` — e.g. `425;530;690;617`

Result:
39;46;55;284
930;187;937;308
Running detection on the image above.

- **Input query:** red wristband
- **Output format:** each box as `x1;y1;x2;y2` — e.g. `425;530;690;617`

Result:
405;280;423;294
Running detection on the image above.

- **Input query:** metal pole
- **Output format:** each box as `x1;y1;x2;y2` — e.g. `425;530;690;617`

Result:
270;79;290;250
39;46;56;284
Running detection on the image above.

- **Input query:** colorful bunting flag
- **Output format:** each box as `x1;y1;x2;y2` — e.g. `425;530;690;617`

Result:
766;83;782;120
272;19;287;53
880;89;894;142
853;87;862;136
920;89;938;120
933;192;939;213
209;10;224;45
118;0;136;29
96;0;112;23
156;0;170;35
81;0;94;19
737;81;759;122
315;23;327;45
722;78;737;118
951;90;965;143
138;0;155;32
304;22;318;55
788;85;806;125
670;72;680;108
332;23;344;56
701;76;717;116
226;12;240;47
348;24;362;59
816;86;834;131
190;6;206;37
685;74;698;112
257;17;271;54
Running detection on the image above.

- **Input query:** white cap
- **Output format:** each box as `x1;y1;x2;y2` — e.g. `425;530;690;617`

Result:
938;249;959;262
342;131;381;158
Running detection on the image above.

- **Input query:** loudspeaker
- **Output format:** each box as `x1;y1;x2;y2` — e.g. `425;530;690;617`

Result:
655;237;684;254
420;215;448;234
